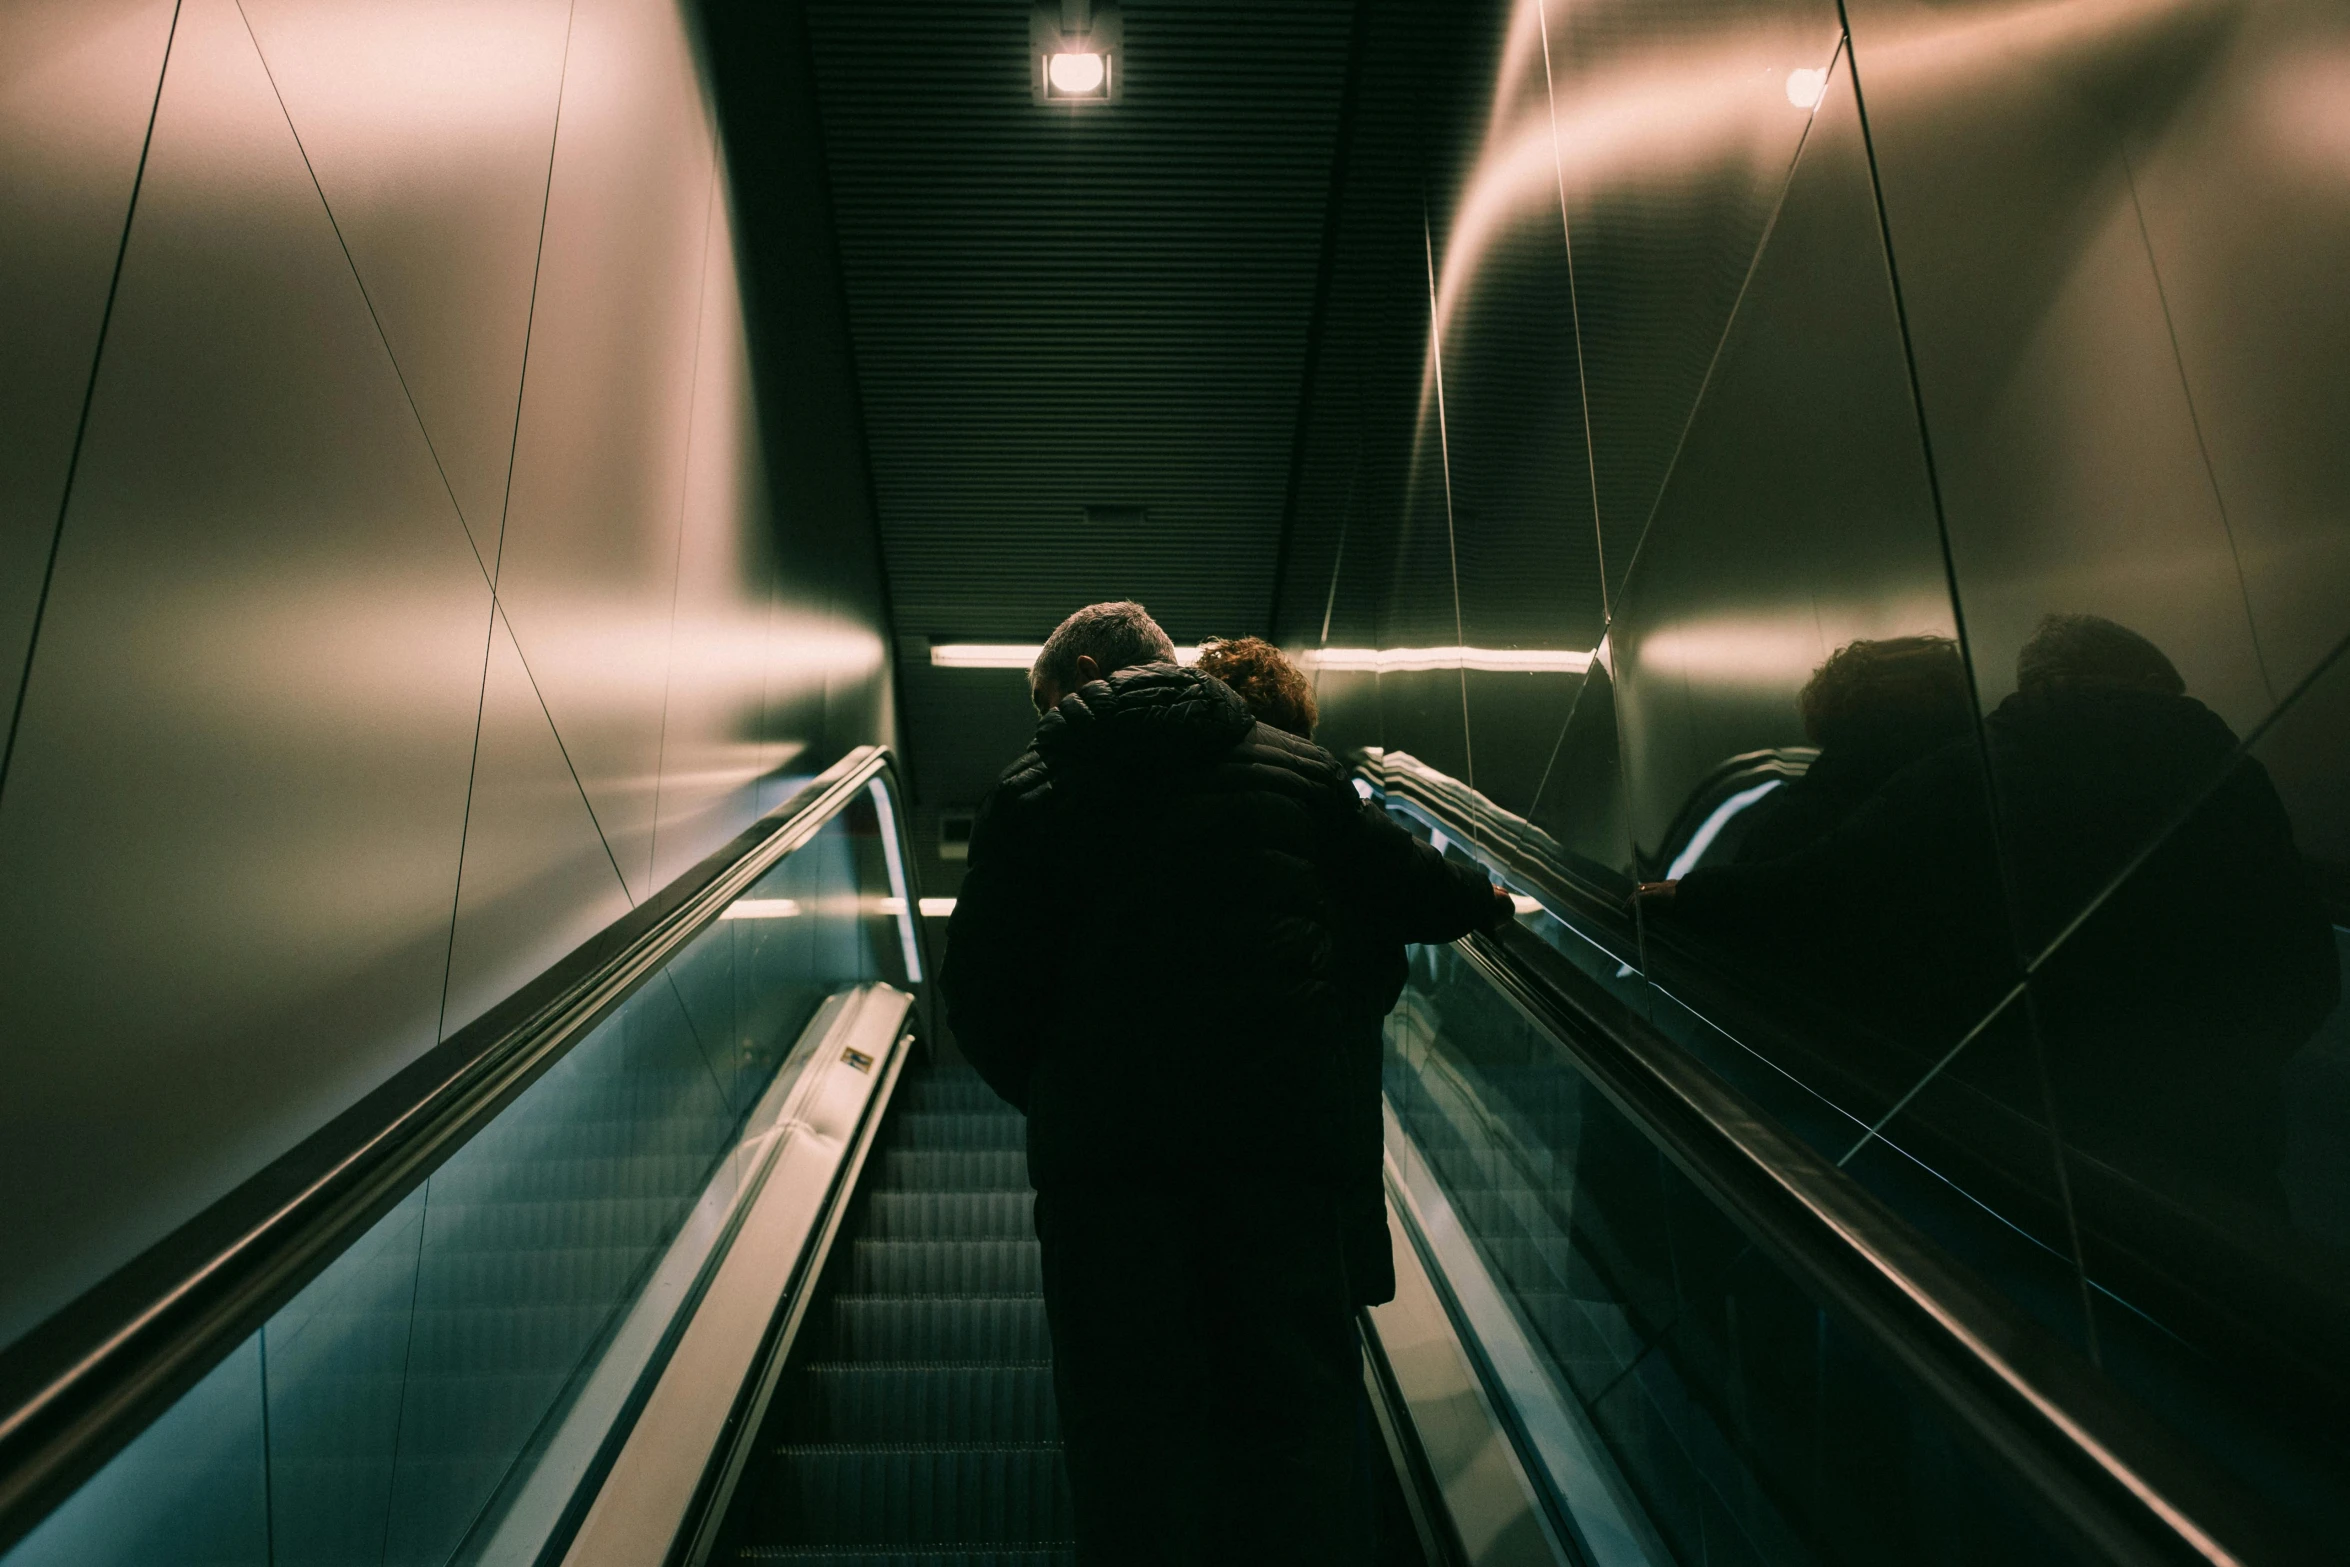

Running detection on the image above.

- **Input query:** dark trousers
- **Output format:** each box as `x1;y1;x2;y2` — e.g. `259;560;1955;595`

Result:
1033;1180;1373;1566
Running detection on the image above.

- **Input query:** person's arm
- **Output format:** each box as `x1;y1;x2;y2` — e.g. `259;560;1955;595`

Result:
1335;794;1511;944
940;782;1059;1111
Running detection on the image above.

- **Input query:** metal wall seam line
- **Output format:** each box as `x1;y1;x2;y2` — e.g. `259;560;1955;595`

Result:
0;0;185;816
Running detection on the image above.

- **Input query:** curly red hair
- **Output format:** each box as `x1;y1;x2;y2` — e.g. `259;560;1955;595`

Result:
1195;637;1317;737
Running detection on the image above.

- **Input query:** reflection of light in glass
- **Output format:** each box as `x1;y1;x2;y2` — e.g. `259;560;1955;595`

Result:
1786;67;1828;108
1048;51;1106;93
1665;779;1784;880
721;898;802;919
868;781;924;983
929;643;1203;668
919;897;957;917
1306;646;1593;674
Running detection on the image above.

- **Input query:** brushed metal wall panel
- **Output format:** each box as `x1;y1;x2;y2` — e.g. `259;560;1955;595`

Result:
699;0;899;799
1426;3;1607;818
0;0;177;729
1377;669;1474;792
1609;55;1958;881
653;191;785;888
1537;0;1845;601
1524;653;1636;920
0;0;491;1350
493;0;715;901
237;0;571;563
1844;0;2275;961
1608;53;2035;1213
443;608;632;1039
1376;332;1472;784
2119;0;2350;695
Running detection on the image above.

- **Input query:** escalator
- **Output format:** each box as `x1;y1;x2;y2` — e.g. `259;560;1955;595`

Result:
0;744;2311;1567
718;1058;1072;1562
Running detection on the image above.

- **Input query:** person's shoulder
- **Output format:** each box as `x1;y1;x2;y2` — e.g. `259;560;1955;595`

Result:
1220;722;1354;807
1238;721;1343;776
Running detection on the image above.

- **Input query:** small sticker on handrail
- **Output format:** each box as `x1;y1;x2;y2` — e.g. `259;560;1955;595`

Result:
841;1047;874;1073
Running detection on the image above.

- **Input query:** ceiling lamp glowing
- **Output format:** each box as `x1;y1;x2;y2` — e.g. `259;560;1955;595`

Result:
928;641;1203;669
1303;646;1595;674
1033;2;1122;103
1048;51;1106;95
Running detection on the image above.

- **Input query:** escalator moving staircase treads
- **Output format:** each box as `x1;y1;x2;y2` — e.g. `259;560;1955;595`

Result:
733;1064;1071;1562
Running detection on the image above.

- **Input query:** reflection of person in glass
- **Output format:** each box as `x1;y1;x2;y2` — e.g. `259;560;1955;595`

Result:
1646;613;2337;1211
1732;634;1975;864
1991;615;2337;1210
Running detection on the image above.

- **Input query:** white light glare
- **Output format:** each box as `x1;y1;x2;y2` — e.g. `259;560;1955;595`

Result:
929;643;1202;669
876;897;963;917
1786;67;1828;108
1511;894;1543;917
721;898;802;919
1048;51;1106;94
1306;646;1593;674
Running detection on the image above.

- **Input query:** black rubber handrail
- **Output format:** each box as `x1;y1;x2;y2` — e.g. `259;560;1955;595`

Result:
1359;764;2313;1567
0;745;925;1557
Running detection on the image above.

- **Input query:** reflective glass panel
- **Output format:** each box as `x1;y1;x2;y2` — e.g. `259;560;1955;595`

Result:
1385;940;2089;1566
6;783;916;1567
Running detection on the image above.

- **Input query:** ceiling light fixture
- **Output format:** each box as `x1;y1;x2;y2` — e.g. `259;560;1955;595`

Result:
929;642;1204;669
1303;646;1595;674
1033;1;1122;104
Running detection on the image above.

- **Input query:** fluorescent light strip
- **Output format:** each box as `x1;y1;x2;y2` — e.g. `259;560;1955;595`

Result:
930;643;1587;675
929;643;1201;669
1305;646;1593;674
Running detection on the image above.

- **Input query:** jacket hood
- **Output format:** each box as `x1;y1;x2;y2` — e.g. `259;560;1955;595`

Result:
1033;662;1255;773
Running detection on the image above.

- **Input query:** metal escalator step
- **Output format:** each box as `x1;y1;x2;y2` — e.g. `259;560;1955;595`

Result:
829;1296;1051;1363
849;1239;1042;1295
779;1363;1060;1444
873;1151;1031;1193
892;1075;1014;1115
753;1444;1073;1546
860;1192;1034;1240
887;1114;1027;1152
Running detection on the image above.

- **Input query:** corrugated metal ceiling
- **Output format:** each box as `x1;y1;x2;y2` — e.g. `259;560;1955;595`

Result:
803;0;1357;645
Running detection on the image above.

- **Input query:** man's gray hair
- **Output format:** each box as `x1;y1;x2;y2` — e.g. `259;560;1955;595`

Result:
1031;601;1175;705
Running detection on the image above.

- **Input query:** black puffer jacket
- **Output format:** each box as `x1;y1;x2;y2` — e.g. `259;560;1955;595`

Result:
943;664;1499;1209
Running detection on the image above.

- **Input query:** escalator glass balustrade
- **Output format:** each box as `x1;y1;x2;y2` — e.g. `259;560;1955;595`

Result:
2;778;922;1567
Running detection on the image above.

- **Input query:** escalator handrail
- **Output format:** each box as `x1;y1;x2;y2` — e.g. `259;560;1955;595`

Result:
0;744;927;1559
1363;765;2310;1567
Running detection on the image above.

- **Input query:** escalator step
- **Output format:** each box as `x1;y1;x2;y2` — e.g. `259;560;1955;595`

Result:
753;1445;1073;1545
887;1115;1027;1152
829;1296;1051;1362
874;1152;1030;1193
781;1363;1060;1444
861;1192;1034;1240
849;1239;1042;1295
893;1076;1014;1115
